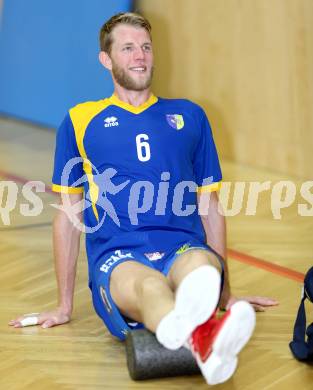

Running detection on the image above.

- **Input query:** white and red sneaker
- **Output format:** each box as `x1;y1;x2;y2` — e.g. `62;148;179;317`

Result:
189;301;256;385
156;265;221;350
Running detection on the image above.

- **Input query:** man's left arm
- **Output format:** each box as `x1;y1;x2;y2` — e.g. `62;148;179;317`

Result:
197;190;231;308
197;190;279;311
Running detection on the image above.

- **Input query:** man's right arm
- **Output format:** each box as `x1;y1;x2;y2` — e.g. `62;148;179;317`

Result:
9;193;83;328
52;192;83;320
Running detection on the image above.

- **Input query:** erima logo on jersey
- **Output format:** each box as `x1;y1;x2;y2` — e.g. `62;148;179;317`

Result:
104;116;119;127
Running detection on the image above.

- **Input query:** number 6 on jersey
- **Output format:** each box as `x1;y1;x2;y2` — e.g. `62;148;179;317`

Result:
136;134;151;162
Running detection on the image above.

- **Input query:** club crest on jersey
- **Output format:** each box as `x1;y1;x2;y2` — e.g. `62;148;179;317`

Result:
104;116;119;127
166;114;184;130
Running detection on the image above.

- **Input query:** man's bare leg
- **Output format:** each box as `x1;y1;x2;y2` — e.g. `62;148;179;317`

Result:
154;249;222;349
167;249;222;290
110;261;175;332
109;251;255;386
166;249;256;386
109;249;222;338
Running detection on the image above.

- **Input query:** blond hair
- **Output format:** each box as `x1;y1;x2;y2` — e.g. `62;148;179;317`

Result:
99;12;152;53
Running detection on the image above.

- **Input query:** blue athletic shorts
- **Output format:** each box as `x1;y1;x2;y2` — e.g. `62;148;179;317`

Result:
90;240;225;341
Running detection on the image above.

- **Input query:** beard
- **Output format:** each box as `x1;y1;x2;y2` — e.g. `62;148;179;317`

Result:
111;60;154;91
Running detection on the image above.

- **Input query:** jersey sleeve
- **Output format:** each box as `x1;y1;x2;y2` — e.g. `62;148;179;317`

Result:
193;109;222;193
52;113;84;194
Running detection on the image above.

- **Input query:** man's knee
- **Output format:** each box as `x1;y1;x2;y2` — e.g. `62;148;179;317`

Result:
109;261;168;305
134;273;169;300
189;249;222;271
168;249;222;288
176;249;221;271
109;261;171;321
110;260;142;300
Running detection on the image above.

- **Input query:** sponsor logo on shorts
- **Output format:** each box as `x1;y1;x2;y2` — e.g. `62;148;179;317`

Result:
100;250;134;273
144;251;165;261
100;286;112;313
176;242;191;254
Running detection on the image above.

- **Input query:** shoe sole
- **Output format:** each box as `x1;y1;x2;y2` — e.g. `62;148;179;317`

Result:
162;265;221;350
198;300;256;385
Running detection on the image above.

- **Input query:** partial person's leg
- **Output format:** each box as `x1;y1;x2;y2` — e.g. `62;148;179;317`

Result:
167;248;222;290
156;248;222;349
110;260;175;333
161;247;255;385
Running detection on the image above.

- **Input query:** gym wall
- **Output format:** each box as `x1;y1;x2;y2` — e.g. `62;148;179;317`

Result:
137;0;313;179
0;0;133;128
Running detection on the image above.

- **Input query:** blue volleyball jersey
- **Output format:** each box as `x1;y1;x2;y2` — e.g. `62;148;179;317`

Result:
52;94;222;272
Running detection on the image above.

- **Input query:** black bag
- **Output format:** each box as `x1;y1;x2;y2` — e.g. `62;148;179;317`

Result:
289;267;313;361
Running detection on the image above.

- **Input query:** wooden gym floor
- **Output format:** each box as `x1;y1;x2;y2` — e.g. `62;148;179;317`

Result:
0;116;312;389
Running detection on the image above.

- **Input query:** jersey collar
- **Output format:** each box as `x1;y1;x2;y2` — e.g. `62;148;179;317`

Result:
108;93;158;114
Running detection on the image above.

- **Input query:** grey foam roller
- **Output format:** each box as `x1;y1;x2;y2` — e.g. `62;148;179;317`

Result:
125;329;200;380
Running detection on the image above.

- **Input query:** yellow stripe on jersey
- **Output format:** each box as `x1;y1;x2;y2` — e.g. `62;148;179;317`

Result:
109;93;158;114
52;184;84;194
69;99;112;221
197;181;222;193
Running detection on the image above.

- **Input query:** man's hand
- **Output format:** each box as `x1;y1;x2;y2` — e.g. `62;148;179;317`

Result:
224;295;279;312
8;308;71;329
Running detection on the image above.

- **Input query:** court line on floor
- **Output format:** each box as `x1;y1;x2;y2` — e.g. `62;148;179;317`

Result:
0;222;51;231
228;249;304;282
0;170;305;283
0;170;55;195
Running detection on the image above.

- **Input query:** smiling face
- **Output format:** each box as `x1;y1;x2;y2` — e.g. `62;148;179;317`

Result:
100;24;154;91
